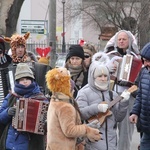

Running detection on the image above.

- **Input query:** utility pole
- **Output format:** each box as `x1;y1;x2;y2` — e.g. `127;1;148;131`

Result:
49;0;56;68
62;0;66;53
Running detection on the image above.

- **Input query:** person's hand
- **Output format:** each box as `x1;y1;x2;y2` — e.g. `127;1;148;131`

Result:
8;107;16;116
86;126;101;142
121;90;130;101
98;103;108;113
87;120;101;129
129;114;138;124
106;56;122;73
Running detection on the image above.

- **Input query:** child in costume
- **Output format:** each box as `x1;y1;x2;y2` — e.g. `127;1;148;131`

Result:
0;63;48;150
45;67;101;150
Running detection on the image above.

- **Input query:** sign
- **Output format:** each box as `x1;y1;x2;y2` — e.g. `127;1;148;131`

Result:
21;20;48;35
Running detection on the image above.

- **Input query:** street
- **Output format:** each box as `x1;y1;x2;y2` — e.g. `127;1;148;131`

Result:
117;125;140;150
131;125;140;150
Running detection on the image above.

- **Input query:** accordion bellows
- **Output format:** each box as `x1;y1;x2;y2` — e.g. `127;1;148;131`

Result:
12;98;49;135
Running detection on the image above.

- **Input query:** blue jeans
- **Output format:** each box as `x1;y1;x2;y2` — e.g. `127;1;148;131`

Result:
140;132;150;150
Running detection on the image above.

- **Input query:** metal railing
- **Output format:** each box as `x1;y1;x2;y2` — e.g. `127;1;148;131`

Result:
26;42;101;55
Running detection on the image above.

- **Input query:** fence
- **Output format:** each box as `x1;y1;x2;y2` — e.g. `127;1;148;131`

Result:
26;41;101;55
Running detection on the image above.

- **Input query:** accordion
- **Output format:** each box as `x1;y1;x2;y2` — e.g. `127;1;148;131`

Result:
0;67;16;107
12;98;49;135
0;68;9;103
111;54;142;85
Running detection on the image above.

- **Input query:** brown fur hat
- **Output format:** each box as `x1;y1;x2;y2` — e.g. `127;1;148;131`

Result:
46;67;72;97
4;32;30;62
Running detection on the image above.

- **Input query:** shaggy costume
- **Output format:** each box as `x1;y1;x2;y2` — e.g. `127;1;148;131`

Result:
45;67;101;150
4;32;37;63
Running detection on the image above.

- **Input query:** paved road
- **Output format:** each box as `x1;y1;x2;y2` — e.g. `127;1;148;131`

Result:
117;125;140;150
131;125;140;150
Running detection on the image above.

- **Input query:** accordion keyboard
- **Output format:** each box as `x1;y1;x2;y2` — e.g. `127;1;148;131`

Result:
0;68;10;107
0;72;4;107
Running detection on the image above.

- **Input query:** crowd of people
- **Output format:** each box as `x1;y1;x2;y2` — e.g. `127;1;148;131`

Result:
0;29;149;150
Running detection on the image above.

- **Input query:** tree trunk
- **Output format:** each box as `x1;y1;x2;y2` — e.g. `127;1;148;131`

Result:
139;1;149;49
5;0;24;49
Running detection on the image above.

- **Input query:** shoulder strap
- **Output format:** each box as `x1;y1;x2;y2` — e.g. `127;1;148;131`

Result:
109;90;113;101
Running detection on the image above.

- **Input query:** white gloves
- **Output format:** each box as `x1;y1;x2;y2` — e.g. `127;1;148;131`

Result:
98;103;108;113
121;90;130;101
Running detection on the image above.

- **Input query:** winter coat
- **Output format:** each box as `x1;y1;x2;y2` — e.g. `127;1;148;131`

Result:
76;62;129;150
0;81;47;150
46;92;91;150
130;68;150;133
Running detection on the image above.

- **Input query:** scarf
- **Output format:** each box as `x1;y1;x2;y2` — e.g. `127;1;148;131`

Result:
94;79;109;91
14;81;41;98
12;54;28;63
68;64;84;87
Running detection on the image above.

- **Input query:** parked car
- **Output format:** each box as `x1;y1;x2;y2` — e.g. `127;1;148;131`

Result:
55;53;67;68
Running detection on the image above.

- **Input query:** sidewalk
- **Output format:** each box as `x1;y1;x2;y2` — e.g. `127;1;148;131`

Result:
131;125;140;150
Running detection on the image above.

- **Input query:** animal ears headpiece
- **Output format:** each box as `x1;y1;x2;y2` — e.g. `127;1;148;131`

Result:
46;67;71;97
4;32;30;62
4;32;30;52
36;47;51;65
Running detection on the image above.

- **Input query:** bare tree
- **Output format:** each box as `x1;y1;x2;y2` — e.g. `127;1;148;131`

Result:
5;0;25;37
63;0;150;49
0;0;24;49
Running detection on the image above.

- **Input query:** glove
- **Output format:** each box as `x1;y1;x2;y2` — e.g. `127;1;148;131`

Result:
8;107;16;116
87;120;101;129
86;126;101;142
98;103;108;113
121;90;130;101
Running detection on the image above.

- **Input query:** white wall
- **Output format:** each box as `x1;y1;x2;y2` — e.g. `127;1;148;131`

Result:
17;0;31;34
17;0;99;44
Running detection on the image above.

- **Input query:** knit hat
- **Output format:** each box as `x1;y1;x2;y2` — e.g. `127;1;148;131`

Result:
66;45;84;62
15;63;35;80
141;42;150;61
0;36;5;54
82;44;97;56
